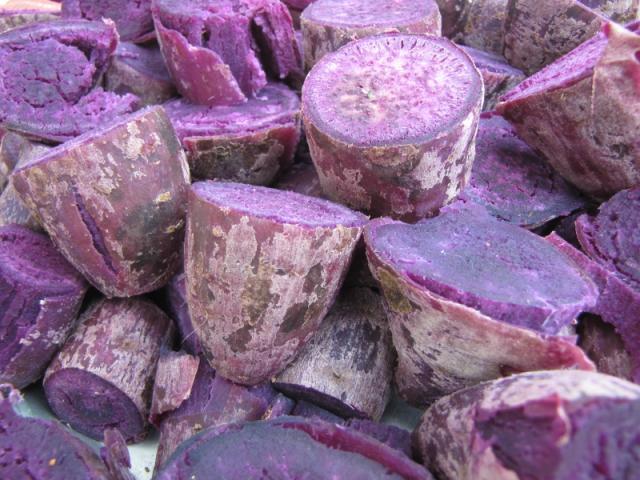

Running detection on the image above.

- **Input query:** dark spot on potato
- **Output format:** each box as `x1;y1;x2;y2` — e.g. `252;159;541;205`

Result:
279;302;307;334
226;324;253;353
303;264;323;294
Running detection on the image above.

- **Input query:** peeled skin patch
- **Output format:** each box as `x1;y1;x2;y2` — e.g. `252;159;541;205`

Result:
185;181;366;385
0;19;139;143
303;33;483;220
0;225;87;389
414;370;640;480
301;0;441;69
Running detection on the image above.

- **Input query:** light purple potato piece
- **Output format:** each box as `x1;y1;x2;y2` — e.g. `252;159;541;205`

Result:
274;287;394;420
104;42;176;107
153;359;276;471
0;19;139;144
185;181;367;385
459;47;525;111
301;0;442;70
0;384;117;479
61;0;153;42
0;225;87;388
303;34;483;221
365;202;597;406
43;298;174;443
153;0;300;106
164;271;202;355
273;161;324;198
457;112;585;228
156;416;433;480
100;428;136;480
0;1;60;34
414;370;640;480
579;314;633;381
149;350;200;424
497;22;640;198
12;106;191;298
164;83;301;185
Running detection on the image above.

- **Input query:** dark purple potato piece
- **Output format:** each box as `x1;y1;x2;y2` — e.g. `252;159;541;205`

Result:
185;181;367;385
414;370;640;480
292;399;346;423
365;202;597;405
43;298;174;443
575;186;640;289
153;0;300;106
497;22;640;198
262;393;295;419
346;419;412;458
100;428;136;480
12;106;190;298
104;42;176;107
447;0;509;55
303;34;483;221
156;417;433;480
579;314;633;381
0;19;139;143
154;360;276;471
301;0;441;69
164;271;201;355
273;161;324;198
164;83;301;185
150;350;200;425
546;233;640;383
0;384;114;479
457;112;585;229
61;0;152;42
0;0;59;34
459;46;525;111
274;287;394;420
0;225;87;388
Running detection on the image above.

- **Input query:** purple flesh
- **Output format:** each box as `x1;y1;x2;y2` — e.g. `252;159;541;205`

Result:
261;393;296;419
150;350;200;425
303;33;483;220
0;384;113;479
156;417;433;480
164;272;201;355
458;112;585;229
100;428;135;480
0;19;139;143
0;225;87;388
414;370;640;480
346;419;412;458
44;298;174;443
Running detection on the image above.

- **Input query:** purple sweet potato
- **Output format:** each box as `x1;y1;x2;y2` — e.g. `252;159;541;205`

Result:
414;370;640;480
149;350;200;424
0;19;139;143
43;298;174;442
346;419;412;458
100;428;136;480
153;0;300;106
459;46;525;111
273;161;324;198
291;399;346;423
457;112;585;229
61;0;153;42
153;359;276;471
303;34;483;221
497;22;640;198
185;181;367;385
443;0;509;55
104;42;176;107
274;287;394;420
365;202;597;406
12;106;191;298
0;0;60;34
0;131;29;193
262;392;296;419
0;225;87;388
301;0;442;70
578;314;633;381
164;83;301;185
164;271;202;355
0;384;116;479
156;417;433;480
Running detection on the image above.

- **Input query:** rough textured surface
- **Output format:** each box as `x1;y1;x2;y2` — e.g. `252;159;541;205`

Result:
0;384;114;479
0;19;139;143
274;161;324;198
150;350;200;424
185;181;367;385
61;0;153;42
460;46;525;111
274;287;394;420
0;225;87;388
156;417;433;480
303;33;483;221
154;360;276;471
497;22;640;198
153;0;300;105
0;0;60;34
44;298;174;443
100;428;136;480
365;203;597;405
301;0;441;69
458;112;585;229
414;370;640;480
105;42;176;107
164;271;201;355
450;0;509;55
12;106;191;298
579;314;633;381
164;83;301;184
